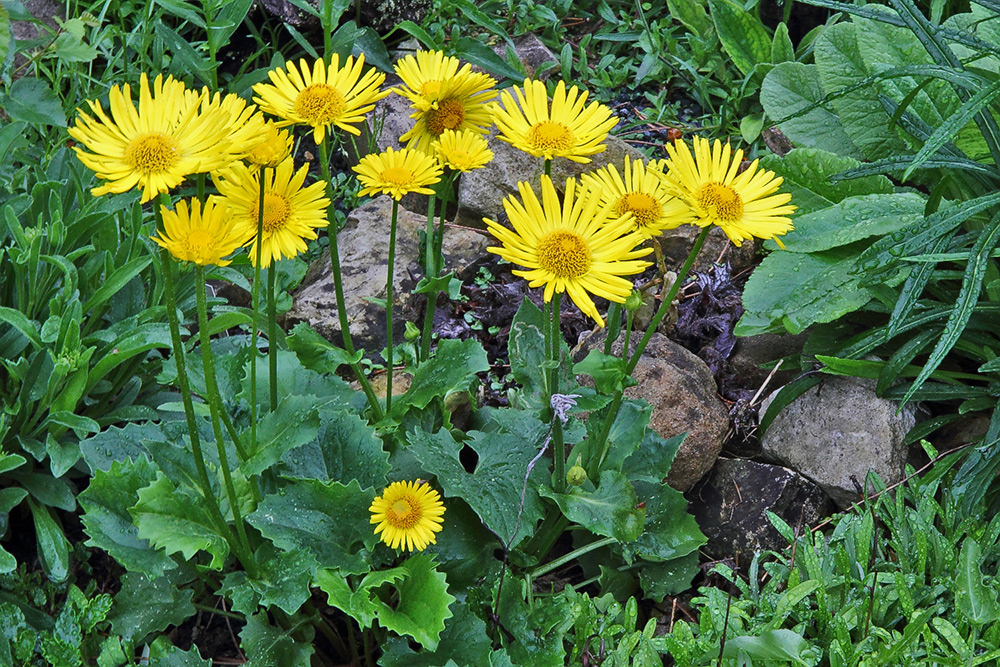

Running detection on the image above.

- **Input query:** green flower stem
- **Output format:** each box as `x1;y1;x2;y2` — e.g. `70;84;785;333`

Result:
267;262;278;412
250;167;267;462
419;193;438;363
586;226;711;479
524;515;569;565
603;302;621;356
544;158;552;178
154;201;239;560
622;309;634;365
549;293;566;493
317;138;384;420
385;199;400;412
195;264;257;575
626;226;709;375
529;536;616;580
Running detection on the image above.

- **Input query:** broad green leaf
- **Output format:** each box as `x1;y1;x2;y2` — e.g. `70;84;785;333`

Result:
247;479;375;575
761;62;863;159
390;338;489;419
737;246;886;335
575;399;651;476
146;637;212;666
316;554;455;650
508;298;550;408
540;471;644;542
0;4;10;65
498;581;572;667
79;458;175;577
286;322;362;374
407;409;549;547
27;498;69;582
78;422;163;472
450;37;523;82
771;22;795;63
1;78;66;127
132;474;229;570
240;612;314;667
431;499;502;590
240;350;358;408
759;148;894;215
767;192;925;253
222;543;316;616
0;306;42;349
814;22;908;161
622;429;683;484
279;409;389;489
243;395;321;475
956;538;1000;624
637;551;700;600
380;601;491;667
667;0;711;36
82;257;152;314
106;573;194;646
723;629;819;662
0;486;27;538
8;471;75;511
624;481;705;564
708;0;771;77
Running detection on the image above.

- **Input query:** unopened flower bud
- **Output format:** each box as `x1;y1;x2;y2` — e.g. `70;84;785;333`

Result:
624;289;644;313
567;465;588;487
404;321;421;341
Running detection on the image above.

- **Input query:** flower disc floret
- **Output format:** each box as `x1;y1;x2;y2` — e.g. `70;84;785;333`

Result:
370;480;446;551
491;79;618;163
582;156;694;239
246;122;294;168
253;55;389;143
659;137;796;247
353;147;443;200
68;74;236;202
484;175;651;326
152;197;248;266
396;69;497;154
214;157;330;267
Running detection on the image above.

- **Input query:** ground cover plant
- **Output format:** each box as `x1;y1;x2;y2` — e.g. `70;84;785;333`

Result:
6;0;1000;665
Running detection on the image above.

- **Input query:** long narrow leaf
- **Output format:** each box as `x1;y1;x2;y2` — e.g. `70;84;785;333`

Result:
901;211;1000;404
832;156;998;180
885;234;950;340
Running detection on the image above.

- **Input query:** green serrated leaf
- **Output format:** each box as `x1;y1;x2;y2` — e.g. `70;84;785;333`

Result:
146;637;212;666
625;480;705;565
248;479;375;574
286;322;362;374
380;553;455;650
708;0;772;77
240;613;315;667
540;470;644;542
380;601;489;667
107;572;195;646
759;148;894;216
279;409;389;489
391;338;489;419
2;78;67;127
78;458;175;577
243;395;321;475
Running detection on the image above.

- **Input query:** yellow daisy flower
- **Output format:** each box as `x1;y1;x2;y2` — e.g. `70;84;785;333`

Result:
252;55;389;143
185;88;268;168
370;480;446;552
491;79;618;164
151;197;248;267
353;147;443;200
214;157;330;267
485;175;652;326
432;128;494;171
659;137;796;247
68;74;234;203
394;51;497;154
246;121;294;169
581;156;694;240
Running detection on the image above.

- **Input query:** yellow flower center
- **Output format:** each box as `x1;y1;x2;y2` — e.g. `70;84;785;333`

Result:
387;498;420;529
537;230;591;278
527;121;575;153
251;193;292;233
425;98;466;135
696;182;744;222
615;192;661;228
248;129;289;168
185;229;215;257
381;165;415;186
294;84;346;125
124;132;180;174
442;149;473;171
420;80;442;97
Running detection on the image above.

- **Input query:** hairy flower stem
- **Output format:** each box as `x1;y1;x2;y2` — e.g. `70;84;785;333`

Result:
549;293;566;493
250;167;267;458
317;138;384;420
385;200;399;412
195;265;257;576
155;201;240;562
418;193;437;363
586;226;711;479
267;263;278;412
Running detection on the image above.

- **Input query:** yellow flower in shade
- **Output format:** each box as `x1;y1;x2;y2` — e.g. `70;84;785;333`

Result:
659;137;796;247
151;197;248;267
432;128;493;171
370;480;446;552
214;157;330;267
485;175;652;326
252;55;389;143
394;51;496;154
353;147;443;200
68;74;235;203
246;121;294;168
491;79;618;163
187;88;268;167
581;156;694;240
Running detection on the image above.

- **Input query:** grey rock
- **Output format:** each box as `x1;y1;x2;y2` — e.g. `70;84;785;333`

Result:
727;332;807;393
690;457;834;563
11;0;63;78
759;376;916;508
586;331;729;492
285;195;489;352
358;0;431;34
491;33;556;80
656;225;758;277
